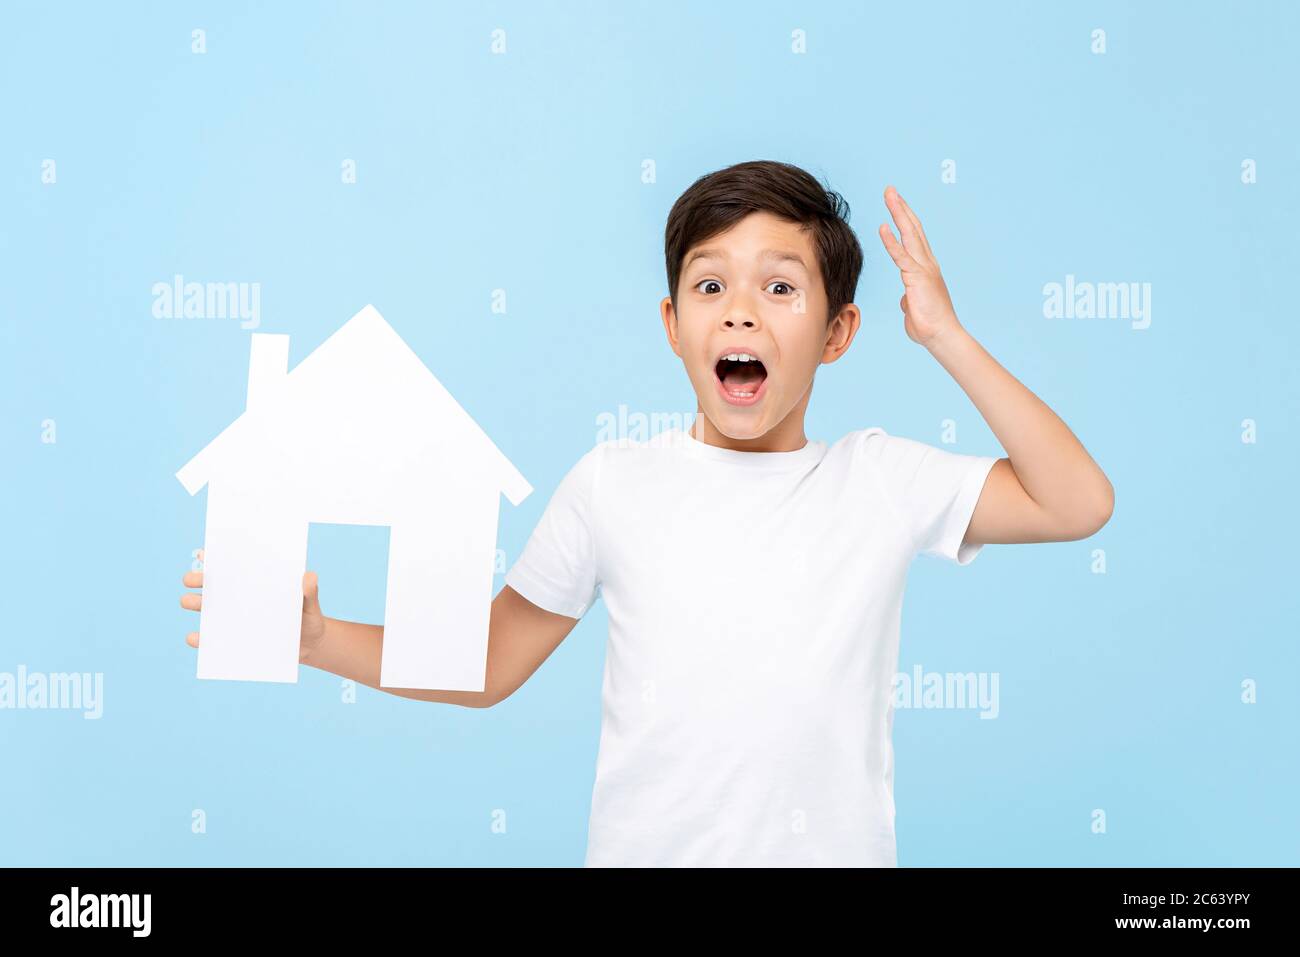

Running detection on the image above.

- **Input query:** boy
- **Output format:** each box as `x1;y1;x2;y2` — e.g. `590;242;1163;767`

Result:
180;160;1113;867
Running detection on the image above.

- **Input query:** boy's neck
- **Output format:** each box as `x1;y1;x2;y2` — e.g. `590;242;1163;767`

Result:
689;409;810;453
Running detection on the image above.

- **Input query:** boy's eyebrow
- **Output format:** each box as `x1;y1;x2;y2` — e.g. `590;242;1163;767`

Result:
684;247;810;272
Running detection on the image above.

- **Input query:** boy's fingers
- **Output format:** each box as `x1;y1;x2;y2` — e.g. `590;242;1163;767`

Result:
186;632;199;648
884;186;931;261
303;571;321;614
889;185;922;230
894;189;936;259
878;224;918;271
884;187;918;244
180;594;202;611
182;570;203;588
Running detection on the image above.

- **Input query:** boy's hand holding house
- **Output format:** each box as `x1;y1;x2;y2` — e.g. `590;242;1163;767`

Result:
181;550;328;664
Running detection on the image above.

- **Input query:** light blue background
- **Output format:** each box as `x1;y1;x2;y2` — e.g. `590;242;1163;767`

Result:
2;1;1296;866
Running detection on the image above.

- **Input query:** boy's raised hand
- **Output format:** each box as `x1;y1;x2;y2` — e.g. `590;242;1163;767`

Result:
877;185;964;347
180;549;329;663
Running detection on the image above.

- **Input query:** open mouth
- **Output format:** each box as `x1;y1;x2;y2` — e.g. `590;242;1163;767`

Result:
714;352;768;405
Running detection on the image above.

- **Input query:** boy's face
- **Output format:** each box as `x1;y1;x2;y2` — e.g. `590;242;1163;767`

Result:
662;210;858;445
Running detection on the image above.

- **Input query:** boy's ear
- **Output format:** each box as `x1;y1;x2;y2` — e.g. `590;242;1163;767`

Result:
822;303;861;364
661;296;683;358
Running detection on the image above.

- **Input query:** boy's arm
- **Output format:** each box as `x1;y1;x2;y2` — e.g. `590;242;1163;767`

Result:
876;185;1115;546
305;585;579;707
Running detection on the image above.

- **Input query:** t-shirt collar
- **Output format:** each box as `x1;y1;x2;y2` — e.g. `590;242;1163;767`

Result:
674;426;826;470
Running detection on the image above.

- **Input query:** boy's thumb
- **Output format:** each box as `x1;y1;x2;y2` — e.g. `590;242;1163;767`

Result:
303;571;321;613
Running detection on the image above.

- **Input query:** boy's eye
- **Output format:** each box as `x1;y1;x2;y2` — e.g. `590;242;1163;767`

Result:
694;279;795;296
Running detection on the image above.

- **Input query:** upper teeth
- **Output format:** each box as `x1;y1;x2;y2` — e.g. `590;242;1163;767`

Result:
722;353;758;362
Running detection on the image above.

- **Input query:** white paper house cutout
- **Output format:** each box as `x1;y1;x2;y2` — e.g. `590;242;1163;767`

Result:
176;304;531;690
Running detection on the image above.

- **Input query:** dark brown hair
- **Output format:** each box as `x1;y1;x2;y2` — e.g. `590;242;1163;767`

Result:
664;160;864;325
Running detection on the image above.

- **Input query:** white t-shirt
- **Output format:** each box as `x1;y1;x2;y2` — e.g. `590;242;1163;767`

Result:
503;425;999;867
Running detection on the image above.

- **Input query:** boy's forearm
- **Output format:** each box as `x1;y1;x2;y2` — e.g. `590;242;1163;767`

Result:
305;616;494;709
926;323;1113;519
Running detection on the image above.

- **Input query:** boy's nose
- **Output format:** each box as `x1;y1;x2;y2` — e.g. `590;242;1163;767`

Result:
721;301;759;328
720;287;761;329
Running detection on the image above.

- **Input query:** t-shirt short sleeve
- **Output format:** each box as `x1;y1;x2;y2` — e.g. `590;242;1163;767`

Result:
503;444;604;619
857;428;1000;565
